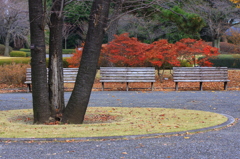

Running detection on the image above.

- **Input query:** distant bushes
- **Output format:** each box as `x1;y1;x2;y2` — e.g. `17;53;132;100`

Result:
19;48;31;57
199;54;240;68
62;49;75;54
0;44;13;56
0;57;30;65
0;63;30;85
10;51;27;57
220;42;240;54
206;42;240;54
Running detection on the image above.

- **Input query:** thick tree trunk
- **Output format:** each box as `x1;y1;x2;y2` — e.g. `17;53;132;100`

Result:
48;0;65;120
62;0;110;124
28;0;51;124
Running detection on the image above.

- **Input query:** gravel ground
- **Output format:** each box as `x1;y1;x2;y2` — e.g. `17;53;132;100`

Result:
0;91;239;159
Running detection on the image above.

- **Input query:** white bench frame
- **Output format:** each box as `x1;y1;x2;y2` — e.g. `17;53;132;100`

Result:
173;67;230;91
100;67;156;91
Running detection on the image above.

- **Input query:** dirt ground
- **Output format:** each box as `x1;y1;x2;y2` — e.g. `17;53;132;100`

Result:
0;70;239;93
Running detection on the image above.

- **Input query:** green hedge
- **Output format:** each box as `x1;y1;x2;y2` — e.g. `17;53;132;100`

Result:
0;57;70;68
62;49;76;54
199;54;240;68
0;57;30;65
19;48;31;52
19;48;31;57
10;51;27;57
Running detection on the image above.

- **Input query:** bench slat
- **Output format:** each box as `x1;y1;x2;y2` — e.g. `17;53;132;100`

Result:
100;67;155;91
173;67;229;91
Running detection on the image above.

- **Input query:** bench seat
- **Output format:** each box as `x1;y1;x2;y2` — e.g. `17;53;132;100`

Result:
25;68;79;92
100;67;156;91
173;67;230;91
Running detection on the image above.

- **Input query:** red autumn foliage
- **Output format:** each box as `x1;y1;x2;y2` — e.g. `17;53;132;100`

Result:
144;39;180;68
175;38;220;66
66;34;220;68
102;33;148;67
66;48;83;68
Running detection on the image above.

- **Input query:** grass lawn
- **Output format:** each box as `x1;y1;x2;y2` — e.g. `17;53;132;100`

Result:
0;107;227;138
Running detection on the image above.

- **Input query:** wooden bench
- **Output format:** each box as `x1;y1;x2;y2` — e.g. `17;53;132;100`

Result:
25;68;78;92
100;67;156;91
173;67;230;91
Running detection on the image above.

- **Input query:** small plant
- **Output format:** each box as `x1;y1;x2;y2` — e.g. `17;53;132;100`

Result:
10;51;27;57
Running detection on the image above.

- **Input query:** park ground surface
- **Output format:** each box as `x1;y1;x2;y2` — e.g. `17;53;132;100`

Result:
0;69;239;158
0;90;239;158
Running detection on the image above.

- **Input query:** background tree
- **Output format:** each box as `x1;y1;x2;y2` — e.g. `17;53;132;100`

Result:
102;33;148;67
0;0;29;56
175;38;220;66
62;23;75;49
144;39;180;81
181;0;240;50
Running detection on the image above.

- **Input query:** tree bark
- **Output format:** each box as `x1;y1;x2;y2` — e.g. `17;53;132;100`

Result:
28;0;51;124
48;0;65;120
62;0;110;124
4;31;11;56
212;37;220;50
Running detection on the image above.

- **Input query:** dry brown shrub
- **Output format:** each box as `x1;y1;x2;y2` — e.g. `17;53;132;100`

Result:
0;63;30;85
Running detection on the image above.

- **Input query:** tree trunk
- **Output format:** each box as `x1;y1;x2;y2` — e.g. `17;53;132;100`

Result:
48;0;65;120
107;0;121;42
4;31;11;56
212;37;221;51
62;0;110;124
65;38;67;49
28;0;51;124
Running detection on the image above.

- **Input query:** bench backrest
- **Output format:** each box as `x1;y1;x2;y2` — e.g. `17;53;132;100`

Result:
25;68;79;83
100;67;156;82
173;67;229;82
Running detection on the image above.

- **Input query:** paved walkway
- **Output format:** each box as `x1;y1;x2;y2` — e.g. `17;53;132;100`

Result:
0;91;239;159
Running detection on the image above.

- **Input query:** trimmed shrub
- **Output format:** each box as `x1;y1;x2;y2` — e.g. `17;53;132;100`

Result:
10;51;27;57
199;54;240;68
62;49;75;54
0;63;30;85
206;42;240;54
20;48;31;52
180;60;192;67
19;48;31;57
220;42;240;54
0;57;30;65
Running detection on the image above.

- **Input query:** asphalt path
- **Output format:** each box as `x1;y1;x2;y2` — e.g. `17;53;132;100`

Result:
0;91;239;159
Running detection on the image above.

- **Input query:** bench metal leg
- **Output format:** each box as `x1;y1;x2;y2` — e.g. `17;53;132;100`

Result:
126;82;129;91
102;82;104;91
200;82;203;91
224;82;228;90
175;82;178;91
27;84;31;93
151;82;154;91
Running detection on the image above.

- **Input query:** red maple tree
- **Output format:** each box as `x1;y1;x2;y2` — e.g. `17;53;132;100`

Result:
102;33;148;67
175;38;219;66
